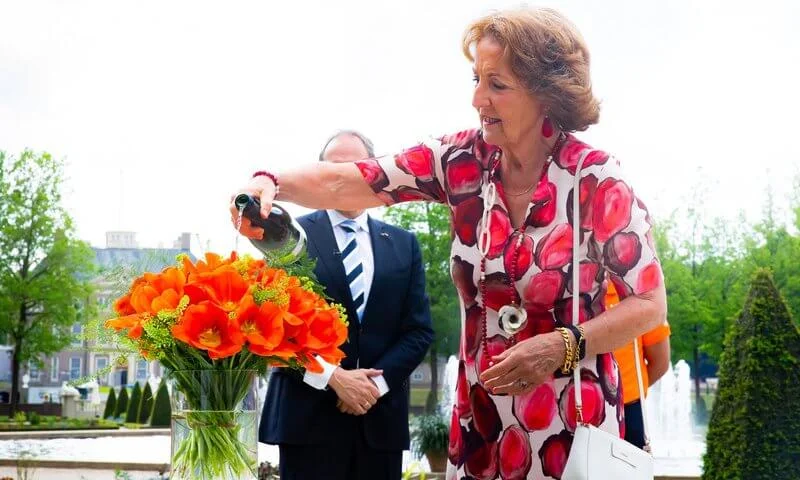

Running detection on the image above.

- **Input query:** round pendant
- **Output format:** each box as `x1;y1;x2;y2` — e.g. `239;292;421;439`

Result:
498;305;527;335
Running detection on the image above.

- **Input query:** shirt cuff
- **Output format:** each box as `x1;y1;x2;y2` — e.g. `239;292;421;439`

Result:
372;375;390;397
302;356;338;390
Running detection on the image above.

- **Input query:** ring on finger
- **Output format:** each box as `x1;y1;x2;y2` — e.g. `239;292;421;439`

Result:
516;378;529;389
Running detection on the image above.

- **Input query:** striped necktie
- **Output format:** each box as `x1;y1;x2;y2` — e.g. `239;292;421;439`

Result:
339;220;366;321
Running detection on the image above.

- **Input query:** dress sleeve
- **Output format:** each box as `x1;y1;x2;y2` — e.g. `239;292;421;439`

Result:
583;154;664;298
642;322;671;346
353;129;490;206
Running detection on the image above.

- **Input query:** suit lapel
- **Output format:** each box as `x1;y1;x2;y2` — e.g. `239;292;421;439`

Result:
303;211;352;306
361;217;392;324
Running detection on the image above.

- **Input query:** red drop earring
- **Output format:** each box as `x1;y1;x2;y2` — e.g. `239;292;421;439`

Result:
542;116;554;138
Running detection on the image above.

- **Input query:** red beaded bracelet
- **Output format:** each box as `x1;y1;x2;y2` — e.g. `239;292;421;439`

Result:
252;171;279;191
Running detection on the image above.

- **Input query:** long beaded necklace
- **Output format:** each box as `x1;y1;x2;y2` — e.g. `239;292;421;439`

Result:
477;133;567;358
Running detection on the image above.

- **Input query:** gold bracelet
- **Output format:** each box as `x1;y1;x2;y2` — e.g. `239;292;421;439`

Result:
556;327;575;374
571;324;586;371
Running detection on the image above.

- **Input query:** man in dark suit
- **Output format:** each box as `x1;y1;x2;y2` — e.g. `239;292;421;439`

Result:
259;130;434;480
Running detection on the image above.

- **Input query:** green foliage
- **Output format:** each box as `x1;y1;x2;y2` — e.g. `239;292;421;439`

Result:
659;179;800;391
27;412;40;426
103;388;117;420
410;413;449;459
384;202;460;412
114;387;129;419
13;412;26;425
149;379;171;427
280;255;325;297
384;203;460;356
125;383;143;424
0;150;96;414
0;416;118;431
703;269;800;480
138;382;154;424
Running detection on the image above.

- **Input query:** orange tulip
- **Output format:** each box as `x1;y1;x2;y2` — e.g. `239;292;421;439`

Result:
113;275;148;316
181;252;237;280
303;355;325;374
105;313;146;340
126;267;186;315
237;296;285;356
113;294;135;316
305;308;346;349
184;266;250;313
287;287;319;322
172;302;244;359
257;267;285;287
310;344;347;372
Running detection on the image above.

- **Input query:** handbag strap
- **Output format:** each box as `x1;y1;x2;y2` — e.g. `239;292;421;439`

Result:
632;334;651;450
570;150;651;450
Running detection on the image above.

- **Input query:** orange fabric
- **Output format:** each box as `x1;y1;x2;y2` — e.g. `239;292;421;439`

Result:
605;281;671;404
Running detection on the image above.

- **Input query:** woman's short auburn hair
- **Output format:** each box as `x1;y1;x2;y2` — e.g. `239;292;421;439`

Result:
462;7;600;132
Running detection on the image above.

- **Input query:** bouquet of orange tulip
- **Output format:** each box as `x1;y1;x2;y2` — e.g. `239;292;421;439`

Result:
106;252;348;479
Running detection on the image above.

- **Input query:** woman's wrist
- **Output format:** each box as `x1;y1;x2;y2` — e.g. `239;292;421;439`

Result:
564;324;586;361
553;328;578;374
252;171;280;197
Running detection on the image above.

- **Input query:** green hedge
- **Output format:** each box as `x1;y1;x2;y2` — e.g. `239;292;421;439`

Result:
102;388;117;419
149;379;171;427
138;382;154;424
114;387;129;419
703;269;800;480
125;383;142;423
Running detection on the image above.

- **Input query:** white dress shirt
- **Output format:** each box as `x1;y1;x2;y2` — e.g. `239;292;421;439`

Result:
302;209;389;396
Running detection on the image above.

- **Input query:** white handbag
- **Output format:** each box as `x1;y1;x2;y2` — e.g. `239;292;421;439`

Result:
561;150;655;480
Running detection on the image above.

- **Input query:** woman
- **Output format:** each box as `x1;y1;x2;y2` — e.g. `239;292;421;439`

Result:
231;7;666;479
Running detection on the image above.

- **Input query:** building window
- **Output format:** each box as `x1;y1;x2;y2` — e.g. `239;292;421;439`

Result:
411;371;424;382
95;356;109;385
50;357;59;382
28;361;40;381
71;323;83;347
136;359;148;380
95;356;108;373
69;357;82;380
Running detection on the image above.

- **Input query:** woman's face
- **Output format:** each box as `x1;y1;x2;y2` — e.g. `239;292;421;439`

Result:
472;36;545;152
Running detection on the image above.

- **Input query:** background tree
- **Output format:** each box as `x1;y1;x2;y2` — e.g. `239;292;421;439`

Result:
0;150;95;416
703;269;800;480
383;203;460;413
149;379;171;427
125;382;143;423
114;386;129;419
741;195;800;323
654;214;716;416
102;387;117;420
138;382;155;424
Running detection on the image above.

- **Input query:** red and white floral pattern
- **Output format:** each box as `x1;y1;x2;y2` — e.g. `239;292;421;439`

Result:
355;129;662;479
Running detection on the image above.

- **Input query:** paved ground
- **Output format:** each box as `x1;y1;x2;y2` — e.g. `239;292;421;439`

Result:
0;466;165;479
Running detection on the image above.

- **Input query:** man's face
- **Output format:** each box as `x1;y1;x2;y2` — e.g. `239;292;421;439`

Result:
322;134;370;163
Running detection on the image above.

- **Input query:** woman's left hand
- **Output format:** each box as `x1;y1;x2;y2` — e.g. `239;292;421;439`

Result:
479;331;567;395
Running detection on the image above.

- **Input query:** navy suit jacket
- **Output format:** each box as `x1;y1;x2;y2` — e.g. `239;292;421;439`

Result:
259;210;433;451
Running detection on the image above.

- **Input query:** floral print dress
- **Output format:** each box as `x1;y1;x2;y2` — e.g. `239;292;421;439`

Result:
354;129;662;480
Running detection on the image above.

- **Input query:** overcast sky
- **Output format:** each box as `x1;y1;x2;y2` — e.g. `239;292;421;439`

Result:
1;0;798;255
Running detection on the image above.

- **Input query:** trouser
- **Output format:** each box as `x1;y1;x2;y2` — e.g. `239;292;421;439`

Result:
278;428;402;480
624;399;646;449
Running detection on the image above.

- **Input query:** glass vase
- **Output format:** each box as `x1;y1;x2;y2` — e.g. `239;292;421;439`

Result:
169;369;259;480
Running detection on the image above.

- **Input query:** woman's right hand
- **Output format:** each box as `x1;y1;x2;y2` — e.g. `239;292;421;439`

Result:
229;175;278;240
